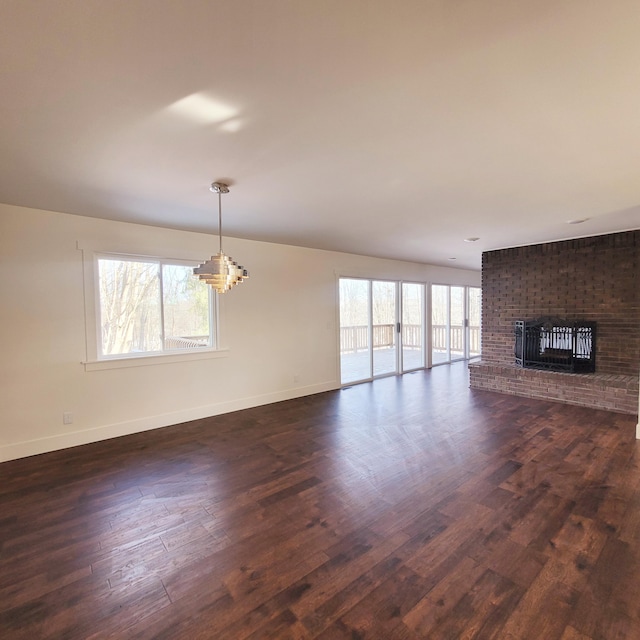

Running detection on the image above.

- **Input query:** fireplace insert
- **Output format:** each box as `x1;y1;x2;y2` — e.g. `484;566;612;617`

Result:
515;318;596;373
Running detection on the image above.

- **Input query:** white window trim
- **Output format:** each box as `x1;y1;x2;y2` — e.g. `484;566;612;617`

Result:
82;348;229;371
78;242;227;371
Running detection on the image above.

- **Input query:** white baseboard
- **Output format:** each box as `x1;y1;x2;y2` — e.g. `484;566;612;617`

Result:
0;381;338;463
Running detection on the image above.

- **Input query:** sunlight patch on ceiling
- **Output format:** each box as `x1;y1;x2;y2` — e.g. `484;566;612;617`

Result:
167;93;239;125
219;118;245;133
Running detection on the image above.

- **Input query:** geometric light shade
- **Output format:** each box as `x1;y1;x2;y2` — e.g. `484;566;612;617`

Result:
194;251;249;293
194;181;249;293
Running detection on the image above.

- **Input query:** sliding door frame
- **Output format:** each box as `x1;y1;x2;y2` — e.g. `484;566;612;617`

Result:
338;275;480;386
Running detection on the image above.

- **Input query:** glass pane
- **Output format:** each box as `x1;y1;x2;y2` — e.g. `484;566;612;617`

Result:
431;285;449;364
450;286;465;359
98;258;162;355
372;281;397;376
468;287;481;357
339;278;371;383
402;283;424;371
163;264;211;350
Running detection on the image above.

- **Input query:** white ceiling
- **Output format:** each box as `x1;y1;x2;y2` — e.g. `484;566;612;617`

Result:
1;0;639;270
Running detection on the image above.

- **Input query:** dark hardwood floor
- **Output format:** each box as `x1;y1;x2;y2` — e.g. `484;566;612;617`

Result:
1;363;639;639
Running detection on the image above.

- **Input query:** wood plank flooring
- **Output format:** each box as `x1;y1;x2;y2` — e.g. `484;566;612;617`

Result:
1;363;639;639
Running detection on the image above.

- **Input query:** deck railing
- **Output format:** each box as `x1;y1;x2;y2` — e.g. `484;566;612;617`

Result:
164;335;209;349
340;324;480;355
341;324;418;353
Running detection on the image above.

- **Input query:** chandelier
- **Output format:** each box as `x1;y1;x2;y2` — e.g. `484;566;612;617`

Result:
194;182;249;293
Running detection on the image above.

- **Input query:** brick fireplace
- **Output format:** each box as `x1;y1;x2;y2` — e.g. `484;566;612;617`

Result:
469;230;639;415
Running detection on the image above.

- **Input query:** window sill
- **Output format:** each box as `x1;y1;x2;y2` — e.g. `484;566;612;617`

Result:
83;348;229;372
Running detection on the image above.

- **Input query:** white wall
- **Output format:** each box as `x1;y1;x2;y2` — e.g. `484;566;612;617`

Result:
0;203;480;462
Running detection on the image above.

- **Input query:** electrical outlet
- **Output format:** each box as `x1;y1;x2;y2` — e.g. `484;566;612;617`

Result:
63;412;73;425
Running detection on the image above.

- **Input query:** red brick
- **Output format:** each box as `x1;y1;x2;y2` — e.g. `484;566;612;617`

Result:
472;230;639;415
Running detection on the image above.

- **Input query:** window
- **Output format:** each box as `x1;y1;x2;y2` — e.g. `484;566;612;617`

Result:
96;255;214;359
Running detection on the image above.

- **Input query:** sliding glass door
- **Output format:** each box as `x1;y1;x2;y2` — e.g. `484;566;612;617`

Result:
340;278;478;383
431;284;481;365
372;281;397;377
449;286;465;361
401;282;425;371
339;278;371;384
339;278;427;384
431;285;450;364
468;287;481;359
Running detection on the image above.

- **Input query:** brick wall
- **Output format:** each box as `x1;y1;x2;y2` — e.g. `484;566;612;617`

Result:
470;230;639;414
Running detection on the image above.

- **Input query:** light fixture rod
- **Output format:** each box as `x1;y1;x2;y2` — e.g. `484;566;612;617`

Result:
210;181;229;252
218;188;222;252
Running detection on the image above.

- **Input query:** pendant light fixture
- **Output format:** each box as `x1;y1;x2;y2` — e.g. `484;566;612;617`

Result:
194;181;249;293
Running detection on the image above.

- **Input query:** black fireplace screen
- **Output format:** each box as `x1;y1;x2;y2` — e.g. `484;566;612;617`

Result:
515;319;596;373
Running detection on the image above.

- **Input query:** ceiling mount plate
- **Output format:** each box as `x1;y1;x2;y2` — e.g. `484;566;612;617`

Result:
210;182;230;194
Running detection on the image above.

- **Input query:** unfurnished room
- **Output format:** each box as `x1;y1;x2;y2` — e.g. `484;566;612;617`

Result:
1;2;639;639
